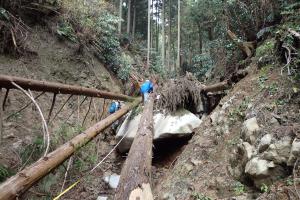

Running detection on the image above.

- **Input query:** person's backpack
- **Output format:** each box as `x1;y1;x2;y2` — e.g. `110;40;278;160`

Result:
109;102;117;114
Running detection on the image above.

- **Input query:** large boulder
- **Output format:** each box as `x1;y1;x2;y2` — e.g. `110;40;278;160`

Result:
116;109;202;153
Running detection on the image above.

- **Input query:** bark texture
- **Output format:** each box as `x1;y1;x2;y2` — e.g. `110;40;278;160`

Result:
114;94;154;200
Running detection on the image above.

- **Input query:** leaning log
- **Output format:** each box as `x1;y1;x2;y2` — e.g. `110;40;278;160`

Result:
114;94;154;200
203;80;230;93
0;74;135;102
0;98;141;200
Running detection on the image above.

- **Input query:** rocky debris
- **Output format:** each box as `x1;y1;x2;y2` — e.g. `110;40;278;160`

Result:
116;108;202;153
241;117;260;144
103;174;120;189
261;136;292;164
231;122;298;188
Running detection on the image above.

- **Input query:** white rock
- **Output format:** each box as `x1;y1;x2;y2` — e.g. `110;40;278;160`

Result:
103;174;120;189
258;134;272;153
287;138;300;166
116;109;202;152
245;157;275;177
242;117;260;144
97;196;108;200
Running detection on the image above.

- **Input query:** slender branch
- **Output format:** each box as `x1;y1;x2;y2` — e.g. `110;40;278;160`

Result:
50;94;73;124
2;89;9;111
82;98;92;126
11;82;50;156
47;93;57;124
5;91;46;120
60;156;73;193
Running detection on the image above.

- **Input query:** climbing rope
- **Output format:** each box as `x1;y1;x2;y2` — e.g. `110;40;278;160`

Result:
53;124;130;200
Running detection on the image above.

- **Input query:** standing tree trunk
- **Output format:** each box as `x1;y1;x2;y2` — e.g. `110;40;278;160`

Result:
161;0;165;68
177;0;181;73
132;0;136;39
114;94;154;200
119;0;123;34
155;2;159;52
147;0;151;68
127;0;131;35
168;0;172;72
198;24;203;54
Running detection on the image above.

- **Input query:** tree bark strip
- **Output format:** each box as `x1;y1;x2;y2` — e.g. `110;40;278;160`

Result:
0;75;134;102
114;94;154;200
0;98;141;200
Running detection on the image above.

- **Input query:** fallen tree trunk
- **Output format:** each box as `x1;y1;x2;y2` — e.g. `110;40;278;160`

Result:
203;80;230;93
114;94;154;200
0;74;135;102
0;98;141;200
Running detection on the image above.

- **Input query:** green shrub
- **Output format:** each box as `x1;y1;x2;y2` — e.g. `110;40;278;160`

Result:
57;21;77;42
0;164;14;182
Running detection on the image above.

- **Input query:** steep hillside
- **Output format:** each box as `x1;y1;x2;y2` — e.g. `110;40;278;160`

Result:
155;37;300;200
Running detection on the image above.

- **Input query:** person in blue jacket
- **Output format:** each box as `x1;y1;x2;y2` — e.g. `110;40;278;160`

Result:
109;101;121;114
140;79;153;103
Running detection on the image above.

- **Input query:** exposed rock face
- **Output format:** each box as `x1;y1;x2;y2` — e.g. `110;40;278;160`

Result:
116;109;202;153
